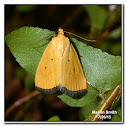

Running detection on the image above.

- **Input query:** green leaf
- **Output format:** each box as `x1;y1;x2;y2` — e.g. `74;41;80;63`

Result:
79;98;100;120
47;116;61;121
117;107;121;118
111;114;121;121
111;107;121;121
84;5;108;31
111;94;121;111
5;27;121;107
110;93;121;121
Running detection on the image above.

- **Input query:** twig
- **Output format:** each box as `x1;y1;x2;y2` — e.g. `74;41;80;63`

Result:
5;90;40;118
85;85;121;121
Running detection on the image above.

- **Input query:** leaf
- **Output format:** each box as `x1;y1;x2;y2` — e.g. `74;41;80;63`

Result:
84;5;108;31
110;94;121;121
116;107;121;118
79;98;100;120
47;116;61;121
112;94;121;110
111;114;121;121
5;27;121;107
111;107;121;121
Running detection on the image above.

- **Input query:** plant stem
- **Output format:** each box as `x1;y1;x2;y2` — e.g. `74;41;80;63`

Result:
5;90;40;118
85;85;121;121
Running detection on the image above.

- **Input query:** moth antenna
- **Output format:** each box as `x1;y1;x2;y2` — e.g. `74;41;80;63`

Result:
31;32;56;45
64;31;96;42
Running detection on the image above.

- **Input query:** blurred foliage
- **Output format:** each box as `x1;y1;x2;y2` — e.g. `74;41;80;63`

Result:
109;94;121;121
5;5;122;121
79;97;100;120
111;107;121;121
47;115;61;121
15;67;25;80
24;72;34;93
108;27;121;39
16;5;37;12
84;5;108;31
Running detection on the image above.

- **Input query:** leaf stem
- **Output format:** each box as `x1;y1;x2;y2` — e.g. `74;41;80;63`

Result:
5;90;40;118
85;85;121;121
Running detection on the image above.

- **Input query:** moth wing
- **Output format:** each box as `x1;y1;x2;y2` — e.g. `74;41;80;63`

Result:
60;43;87;97
35;42;60;94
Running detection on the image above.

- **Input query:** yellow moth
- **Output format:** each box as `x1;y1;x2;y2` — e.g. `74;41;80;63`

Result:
35;28;87;97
